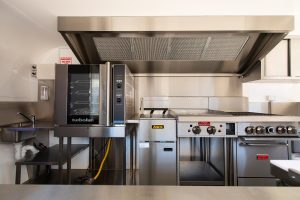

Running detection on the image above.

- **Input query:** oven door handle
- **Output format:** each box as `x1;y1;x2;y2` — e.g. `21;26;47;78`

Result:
239;140;288;147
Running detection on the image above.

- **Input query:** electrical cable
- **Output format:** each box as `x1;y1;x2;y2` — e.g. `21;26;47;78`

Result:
93;138;112;181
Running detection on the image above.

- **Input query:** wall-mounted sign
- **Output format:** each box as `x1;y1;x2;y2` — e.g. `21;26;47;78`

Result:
60;56;72;64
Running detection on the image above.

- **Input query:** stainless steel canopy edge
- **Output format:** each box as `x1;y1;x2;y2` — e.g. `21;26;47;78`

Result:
57;16;294;75
58;16;293;32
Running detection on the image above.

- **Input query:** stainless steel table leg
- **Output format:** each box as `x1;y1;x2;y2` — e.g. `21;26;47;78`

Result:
91;138;95;173
224;138;228;186
67;137;72;184
89;138;95;175
35;165;40;178
89;138;92;174
130;131;133;173
15;164;21;184
123;138;126;185
58;137;64;184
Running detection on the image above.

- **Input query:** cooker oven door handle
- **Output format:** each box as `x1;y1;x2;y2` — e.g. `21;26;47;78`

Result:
239;140;288;147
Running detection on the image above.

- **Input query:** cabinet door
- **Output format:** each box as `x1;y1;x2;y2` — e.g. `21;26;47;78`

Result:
264;40;288;77
291;39;300;77
138;142;177;185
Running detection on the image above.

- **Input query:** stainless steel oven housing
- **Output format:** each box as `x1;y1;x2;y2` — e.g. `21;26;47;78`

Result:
54;63;134;137
236;137;289;186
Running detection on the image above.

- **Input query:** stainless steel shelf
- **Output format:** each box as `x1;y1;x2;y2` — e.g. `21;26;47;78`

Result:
180;161;224;186
24;169;134;185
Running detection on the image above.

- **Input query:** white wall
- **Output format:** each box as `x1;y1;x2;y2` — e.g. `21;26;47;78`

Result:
243;83;300;102
292;0;300;35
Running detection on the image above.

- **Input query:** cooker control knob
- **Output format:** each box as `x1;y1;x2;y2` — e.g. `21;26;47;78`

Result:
207;126;216;135
286;126;296;134
276;126;286;134
192;126;201;135
245;126;254;134
266;126;275;134
256;126;265;134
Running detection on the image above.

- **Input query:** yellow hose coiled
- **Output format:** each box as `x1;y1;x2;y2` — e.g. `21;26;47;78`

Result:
93;138;112;181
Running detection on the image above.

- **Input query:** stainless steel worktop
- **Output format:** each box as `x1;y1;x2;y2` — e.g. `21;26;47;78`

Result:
1;121;54;131
0;121;54;142
0;185;299;200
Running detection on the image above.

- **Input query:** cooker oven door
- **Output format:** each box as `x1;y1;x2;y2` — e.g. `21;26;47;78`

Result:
55;63;111;126
237;137;288;178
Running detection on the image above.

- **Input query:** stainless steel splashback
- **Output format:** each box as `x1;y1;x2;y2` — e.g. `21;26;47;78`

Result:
0;80;54;126
140;96;248;113
134;75;243;113
58;16;293;75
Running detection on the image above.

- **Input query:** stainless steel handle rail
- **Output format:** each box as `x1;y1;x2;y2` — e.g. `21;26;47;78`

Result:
239;140;288;147
106;62;111;126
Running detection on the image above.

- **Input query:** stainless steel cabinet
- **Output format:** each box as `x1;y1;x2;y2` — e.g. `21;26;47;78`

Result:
263;40;289;78
291;38;300;78
246;39;300;82
138;117;177;185
139;142;176;185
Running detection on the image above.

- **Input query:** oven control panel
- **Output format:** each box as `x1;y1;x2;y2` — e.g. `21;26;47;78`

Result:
237;122;299;137
177;122;236;137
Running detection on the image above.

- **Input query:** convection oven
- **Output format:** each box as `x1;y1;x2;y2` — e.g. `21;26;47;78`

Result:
54;63;134;137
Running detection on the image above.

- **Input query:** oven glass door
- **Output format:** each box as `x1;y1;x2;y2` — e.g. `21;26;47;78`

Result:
67;65;100;124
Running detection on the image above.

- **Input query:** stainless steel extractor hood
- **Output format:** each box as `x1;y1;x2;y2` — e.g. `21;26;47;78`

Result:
58;16;294;75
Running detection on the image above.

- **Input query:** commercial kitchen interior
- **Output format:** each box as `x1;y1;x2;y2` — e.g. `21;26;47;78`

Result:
1;0;300;199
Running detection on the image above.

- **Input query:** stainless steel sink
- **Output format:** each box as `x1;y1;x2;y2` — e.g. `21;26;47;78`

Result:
0;122;37;143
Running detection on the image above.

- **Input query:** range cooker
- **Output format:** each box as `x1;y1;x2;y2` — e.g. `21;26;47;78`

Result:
176;110;300;186
177;111;299;138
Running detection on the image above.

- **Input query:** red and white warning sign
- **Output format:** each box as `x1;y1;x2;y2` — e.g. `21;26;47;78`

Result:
60;56;72;64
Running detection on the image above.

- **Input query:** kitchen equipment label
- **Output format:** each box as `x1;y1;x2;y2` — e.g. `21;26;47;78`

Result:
152;125;164;129
256;154;269;160
198;121;211;126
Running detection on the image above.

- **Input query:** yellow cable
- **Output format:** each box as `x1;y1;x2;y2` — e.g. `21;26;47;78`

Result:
93;138;112;181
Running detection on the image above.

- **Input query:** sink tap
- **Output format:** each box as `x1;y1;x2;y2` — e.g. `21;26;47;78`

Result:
17;112;36;126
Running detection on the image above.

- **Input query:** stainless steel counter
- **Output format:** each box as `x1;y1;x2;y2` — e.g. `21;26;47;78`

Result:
1;121;54;131
0;185;299;200
0;121;54;142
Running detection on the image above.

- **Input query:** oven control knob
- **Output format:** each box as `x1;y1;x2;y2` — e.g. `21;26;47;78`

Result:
266;126;275;134
286;126;296;134
276;126;286;134
192;126;201;134
245;126;254;134
207;126;216;135
256;126;265;134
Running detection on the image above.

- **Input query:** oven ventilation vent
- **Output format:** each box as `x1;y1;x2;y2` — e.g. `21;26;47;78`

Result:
93;35;249;61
